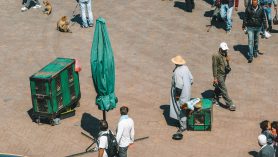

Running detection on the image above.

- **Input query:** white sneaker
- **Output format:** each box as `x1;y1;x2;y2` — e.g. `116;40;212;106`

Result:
21;6;28;12
32;5;42;9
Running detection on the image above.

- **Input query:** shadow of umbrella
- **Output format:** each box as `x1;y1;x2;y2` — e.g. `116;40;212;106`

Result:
81;113;100;139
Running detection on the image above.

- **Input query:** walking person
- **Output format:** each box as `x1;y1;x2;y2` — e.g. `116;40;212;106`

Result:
212;42;236;111
216;0;239;33
169;55;193;133
21;0;42;12
258;134;275;157
242;0;267;63
79;0;94;28
116;106;135;157
260;0;277;32
98;120;109;157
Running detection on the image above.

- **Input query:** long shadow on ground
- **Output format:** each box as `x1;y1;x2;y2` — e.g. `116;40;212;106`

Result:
248;151;258;157
71;14;83;26
234;44;249;60
174;1;194;12
81;113;100;139
204;10;226;31
160;104;179;127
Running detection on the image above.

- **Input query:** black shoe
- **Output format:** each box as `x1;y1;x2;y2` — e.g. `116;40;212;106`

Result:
81;25;88;28
254;53;258;58
248;59;253;63
229;105;236;111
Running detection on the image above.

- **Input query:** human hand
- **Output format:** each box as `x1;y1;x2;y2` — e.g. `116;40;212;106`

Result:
129;143;134;148
213;79;218;84
235;7;238;11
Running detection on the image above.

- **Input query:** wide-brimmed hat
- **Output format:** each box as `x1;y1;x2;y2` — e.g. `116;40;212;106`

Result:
171;55;186;65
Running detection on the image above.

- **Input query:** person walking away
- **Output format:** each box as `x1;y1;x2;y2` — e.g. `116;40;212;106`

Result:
79;0;94;28
169;55;193;133
98;120;109;157
116;106;135;157
212;42;236;111
260;0;277;32
242;0;267;63
260;120;277;145
216;0;239;33
258;134;275;157
21;0;41;12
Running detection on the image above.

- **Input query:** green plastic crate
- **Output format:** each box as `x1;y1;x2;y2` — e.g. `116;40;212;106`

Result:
187;98;213;131
29;58;81;124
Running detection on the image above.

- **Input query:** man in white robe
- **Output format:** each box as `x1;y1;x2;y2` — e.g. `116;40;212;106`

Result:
169;55;193;133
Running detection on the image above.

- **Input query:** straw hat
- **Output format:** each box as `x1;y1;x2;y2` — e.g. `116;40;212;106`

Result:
171;55;186;65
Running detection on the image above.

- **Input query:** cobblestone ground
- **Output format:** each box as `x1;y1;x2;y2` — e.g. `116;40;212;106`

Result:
0;0;278;157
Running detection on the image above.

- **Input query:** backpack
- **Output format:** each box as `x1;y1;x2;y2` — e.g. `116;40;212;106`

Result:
103;130;119;157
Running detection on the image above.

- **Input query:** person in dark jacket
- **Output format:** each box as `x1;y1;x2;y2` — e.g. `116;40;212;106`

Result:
260;0;277;32
242;0;267;63
216;0;239;33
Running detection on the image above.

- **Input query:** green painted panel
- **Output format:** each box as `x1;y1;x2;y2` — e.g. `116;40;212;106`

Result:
30;81;38;112
32;58;74;79
51;79;58;112
61;70;70;106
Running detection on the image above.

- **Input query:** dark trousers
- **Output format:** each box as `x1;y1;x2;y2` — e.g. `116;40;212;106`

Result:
214;76;233;106
118;146;128;157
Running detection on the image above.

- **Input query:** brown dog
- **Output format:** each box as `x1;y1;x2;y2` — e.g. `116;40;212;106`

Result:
43;0;52;15
57;16;72;33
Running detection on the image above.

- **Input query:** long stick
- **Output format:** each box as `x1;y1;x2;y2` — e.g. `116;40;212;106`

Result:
103;111;106;121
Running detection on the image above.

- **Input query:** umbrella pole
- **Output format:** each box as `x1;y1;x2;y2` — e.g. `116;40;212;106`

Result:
103;111;106;121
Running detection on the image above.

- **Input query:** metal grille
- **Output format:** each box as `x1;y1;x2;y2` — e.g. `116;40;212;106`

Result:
37;99;48;112
194;114;205;126
57;95;63;109
35;82;46;95
56;76;61;92
70;85;76;100
68;69;74;83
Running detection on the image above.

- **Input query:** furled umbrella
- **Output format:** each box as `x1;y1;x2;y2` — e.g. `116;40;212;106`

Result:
90;17;117;120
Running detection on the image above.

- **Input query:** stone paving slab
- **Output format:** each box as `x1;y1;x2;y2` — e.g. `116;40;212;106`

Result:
0;0;277;157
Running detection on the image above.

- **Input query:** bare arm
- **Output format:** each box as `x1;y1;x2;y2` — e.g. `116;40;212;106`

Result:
98;148;104;157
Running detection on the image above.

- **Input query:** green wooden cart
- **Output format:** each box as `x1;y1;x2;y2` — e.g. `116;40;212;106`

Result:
187;98;213;131
29;58;81;125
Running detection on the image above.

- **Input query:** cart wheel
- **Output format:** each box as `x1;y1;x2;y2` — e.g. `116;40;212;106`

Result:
36;118;40;124
50;119;55;126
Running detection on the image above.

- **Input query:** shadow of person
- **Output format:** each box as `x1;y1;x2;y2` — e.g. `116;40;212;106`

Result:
201;90;214;99
270;29;278;33
233;44;249;60
248;151;258;157
238;12;245;20
71;14;83;26
174;1;186;11
81;113;100;139
174;1;194;12
160;104;179;127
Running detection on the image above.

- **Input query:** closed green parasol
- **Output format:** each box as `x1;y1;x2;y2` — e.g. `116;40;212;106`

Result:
90;17;117;119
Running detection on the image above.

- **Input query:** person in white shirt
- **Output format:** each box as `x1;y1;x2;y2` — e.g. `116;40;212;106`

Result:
98;120;109;157
116;106;135;157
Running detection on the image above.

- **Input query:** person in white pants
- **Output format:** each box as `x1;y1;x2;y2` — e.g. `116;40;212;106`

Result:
21;0;41;12
79;0;94;28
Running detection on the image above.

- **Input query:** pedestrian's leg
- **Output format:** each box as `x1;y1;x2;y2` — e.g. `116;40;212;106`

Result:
24;0;32;7
226;6;233;31
118;147;128;157
34;0;40;5
253;27;260;55
178;110;187;131
266;8;272;31
86;0;94;25
220;4;227;21
79;2;88;27
217;77;234;107
247;27;254;60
